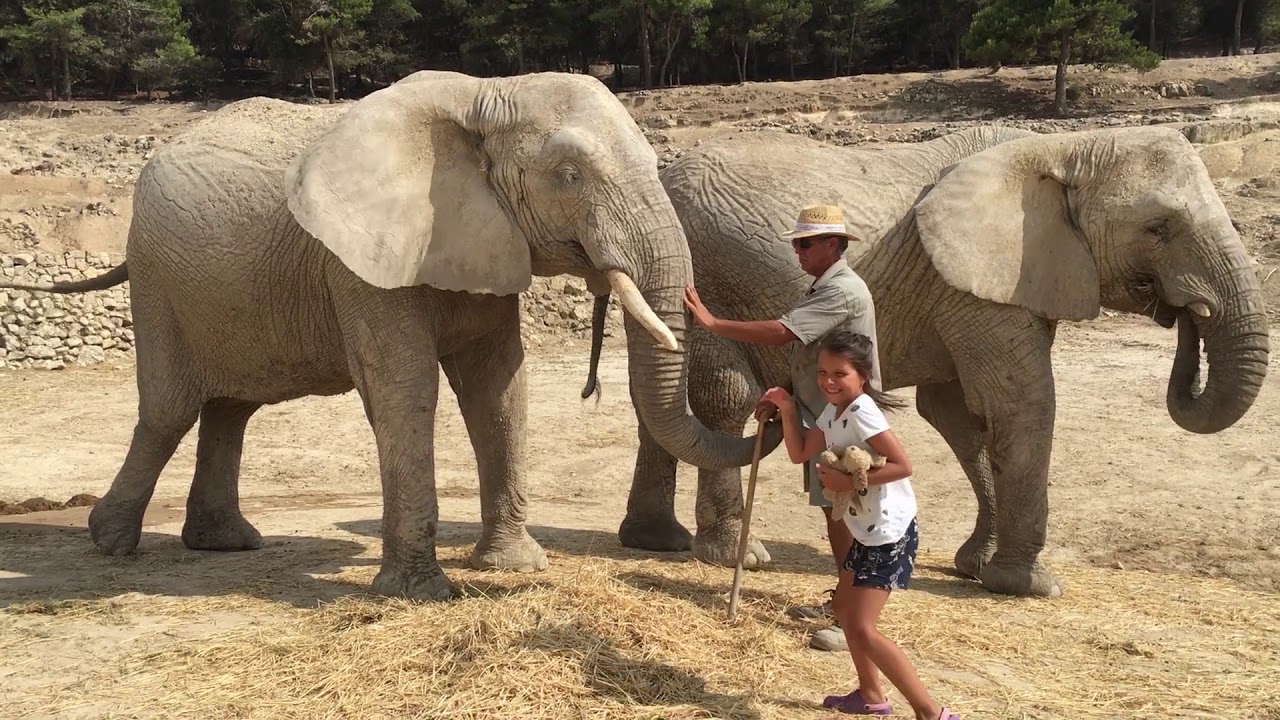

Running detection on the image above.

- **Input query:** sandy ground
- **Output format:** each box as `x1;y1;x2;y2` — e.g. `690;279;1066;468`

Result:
1;53;1280;718
2;319;1279;717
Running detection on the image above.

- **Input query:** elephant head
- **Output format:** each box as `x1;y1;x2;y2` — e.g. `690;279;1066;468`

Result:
914;126;1269;433
282;70;760;469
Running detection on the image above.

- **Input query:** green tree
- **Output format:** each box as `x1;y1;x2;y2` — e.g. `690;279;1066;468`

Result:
0;3;100;99
83;0;203;95
299;0;373;101
966;0;1160;116
811;0;893;77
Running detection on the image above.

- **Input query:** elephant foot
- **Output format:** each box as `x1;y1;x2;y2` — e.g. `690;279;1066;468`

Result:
618;512;693;553
979;556;1064;598
370;566;459;601
953;531;997;579
470;529;548;573
87;495;144;556
181;512;263;552
693;522;771;569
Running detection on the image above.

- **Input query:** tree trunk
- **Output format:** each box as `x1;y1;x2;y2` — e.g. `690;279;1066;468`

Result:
324;35;336;102
63;52;71;100
639;0;652;88
1233;0;1245;55
659;23;681;87
1148;0;1157;51
1053;33;1071;117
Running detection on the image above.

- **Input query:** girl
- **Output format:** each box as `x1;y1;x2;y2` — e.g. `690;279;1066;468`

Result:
759;329;958;720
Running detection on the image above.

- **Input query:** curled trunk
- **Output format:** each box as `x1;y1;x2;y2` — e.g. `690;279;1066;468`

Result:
1166;286;1269;434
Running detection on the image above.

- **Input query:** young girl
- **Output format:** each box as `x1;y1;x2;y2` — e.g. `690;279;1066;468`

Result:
760;329;958;720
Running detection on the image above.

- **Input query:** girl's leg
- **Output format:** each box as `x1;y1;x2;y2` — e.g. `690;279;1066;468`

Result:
841;586;944;720
833;579;888;703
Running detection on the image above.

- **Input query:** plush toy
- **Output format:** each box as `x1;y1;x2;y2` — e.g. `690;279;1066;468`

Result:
817;445;886;517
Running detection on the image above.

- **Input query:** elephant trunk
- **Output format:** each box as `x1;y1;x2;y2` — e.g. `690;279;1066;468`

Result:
1166;259;1270;434
603;220;780;469
622;286;782;469
581;293;610;400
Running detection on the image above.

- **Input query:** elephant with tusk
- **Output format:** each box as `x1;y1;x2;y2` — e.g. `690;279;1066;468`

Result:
587;125;1269;598
0;70;766;601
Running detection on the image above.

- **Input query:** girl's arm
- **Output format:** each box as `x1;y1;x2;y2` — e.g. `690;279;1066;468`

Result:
865;429;913;485
761;387;825;464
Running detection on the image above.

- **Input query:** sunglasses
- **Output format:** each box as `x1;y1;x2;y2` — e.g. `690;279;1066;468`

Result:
791;235;837;250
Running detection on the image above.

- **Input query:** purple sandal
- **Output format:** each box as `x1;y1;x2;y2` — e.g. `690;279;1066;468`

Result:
937;709;961;720
820;689;892;715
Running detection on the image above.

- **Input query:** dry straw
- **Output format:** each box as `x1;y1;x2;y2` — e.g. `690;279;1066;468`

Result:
8;543;1280;720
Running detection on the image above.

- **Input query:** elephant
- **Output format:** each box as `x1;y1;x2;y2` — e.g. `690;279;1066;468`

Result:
593;125;1269;598
0;70;764;601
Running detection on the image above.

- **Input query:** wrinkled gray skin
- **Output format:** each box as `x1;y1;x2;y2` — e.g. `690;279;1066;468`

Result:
593;126;1269;597
0;70;764;601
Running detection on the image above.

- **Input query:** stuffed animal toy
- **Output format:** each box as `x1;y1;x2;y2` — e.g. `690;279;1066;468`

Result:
817;445;886;517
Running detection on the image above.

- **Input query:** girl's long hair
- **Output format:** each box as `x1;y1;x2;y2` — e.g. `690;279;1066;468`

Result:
818;330;908;412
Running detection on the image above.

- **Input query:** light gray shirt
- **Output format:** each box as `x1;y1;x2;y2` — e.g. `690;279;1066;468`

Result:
777;259;882;492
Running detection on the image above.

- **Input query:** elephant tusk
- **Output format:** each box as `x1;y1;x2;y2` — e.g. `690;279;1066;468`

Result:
606;269;679;352
1188;302;1212;318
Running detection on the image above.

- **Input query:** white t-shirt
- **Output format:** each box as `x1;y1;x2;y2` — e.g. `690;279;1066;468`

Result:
817;395;917;547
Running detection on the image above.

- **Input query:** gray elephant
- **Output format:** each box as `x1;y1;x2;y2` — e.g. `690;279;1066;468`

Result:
597;125;1269;597
0;70;762;601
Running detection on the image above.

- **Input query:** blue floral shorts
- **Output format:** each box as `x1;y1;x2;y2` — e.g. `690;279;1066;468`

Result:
842;518;919;591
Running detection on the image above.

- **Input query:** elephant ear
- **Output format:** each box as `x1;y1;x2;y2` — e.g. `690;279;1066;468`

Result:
284;75;530;295
913;136;1100;321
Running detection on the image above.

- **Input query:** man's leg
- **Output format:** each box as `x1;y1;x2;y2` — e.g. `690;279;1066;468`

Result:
808;464;852;652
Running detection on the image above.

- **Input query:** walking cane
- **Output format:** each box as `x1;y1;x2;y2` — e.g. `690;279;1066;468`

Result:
727;416;768;623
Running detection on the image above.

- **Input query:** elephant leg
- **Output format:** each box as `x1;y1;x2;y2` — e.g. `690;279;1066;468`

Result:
617;408;693;552
915;381;995;579
440;312;547;574
181;398;264;552
688;337;771;568
88;306;202;555
947;310;1063;598
338;298;454;601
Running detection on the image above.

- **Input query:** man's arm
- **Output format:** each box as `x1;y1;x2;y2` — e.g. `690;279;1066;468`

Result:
685;286;798;346
704;318;797;346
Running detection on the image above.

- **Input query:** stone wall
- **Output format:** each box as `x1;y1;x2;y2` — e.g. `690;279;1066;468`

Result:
0;251;622;369
1;251;132;369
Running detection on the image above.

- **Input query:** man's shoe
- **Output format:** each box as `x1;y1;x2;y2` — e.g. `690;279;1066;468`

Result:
809;626;847;652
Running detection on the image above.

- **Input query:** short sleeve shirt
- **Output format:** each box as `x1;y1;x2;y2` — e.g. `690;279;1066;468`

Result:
778;259;882;428
817;397;916;547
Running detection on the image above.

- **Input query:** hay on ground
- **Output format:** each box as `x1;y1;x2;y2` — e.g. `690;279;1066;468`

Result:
12;543;1274;720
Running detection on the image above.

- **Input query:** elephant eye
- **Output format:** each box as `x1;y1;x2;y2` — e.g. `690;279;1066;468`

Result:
1145;219;1169;242
557;164;581;187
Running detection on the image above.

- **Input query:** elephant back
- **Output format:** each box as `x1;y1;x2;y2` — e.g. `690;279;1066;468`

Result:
163;97;350;171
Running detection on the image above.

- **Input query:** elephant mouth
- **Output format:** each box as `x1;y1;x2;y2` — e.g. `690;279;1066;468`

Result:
1133;273;1179;328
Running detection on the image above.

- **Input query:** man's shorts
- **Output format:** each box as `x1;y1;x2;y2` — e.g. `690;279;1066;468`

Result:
841;518;919;591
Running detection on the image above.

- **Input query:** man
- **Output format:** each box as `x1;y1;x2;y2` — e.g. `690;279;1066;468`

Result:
684;204;881;652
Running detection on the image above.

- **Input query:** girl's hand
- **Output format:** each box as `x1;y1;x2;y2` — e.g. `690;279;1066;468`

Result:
760;386;794;414
817;463;856;493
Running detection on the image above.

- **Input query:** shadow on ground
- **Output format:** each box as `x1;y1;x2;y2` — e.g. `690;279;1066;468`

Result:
0;520;374;609
337;518;837;574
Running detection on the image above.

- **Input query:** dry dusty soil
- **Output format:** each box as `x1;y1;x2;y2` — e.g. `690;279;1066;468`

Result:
2;54;1280;719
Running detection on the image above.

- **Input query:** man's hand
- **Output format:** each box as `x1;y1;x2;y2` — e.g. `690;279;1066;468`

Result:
684;286;716;330
817;463;857;493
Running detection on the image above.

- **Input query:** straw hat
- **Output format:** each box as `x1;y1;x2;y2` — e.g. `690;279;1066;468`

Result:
779;204;861;241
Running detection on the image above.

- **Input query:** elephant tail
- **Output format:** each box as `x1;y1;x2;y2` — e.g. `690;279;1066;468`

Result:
0;261;129;294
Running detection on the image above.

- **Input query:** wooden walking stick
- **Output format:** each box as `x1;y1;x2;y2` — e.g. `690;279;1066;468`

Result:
727;417;768;623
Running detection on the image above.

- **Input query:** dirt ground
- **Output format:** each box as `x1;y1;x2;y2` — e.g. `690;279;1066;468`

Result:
2;54;1280;718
